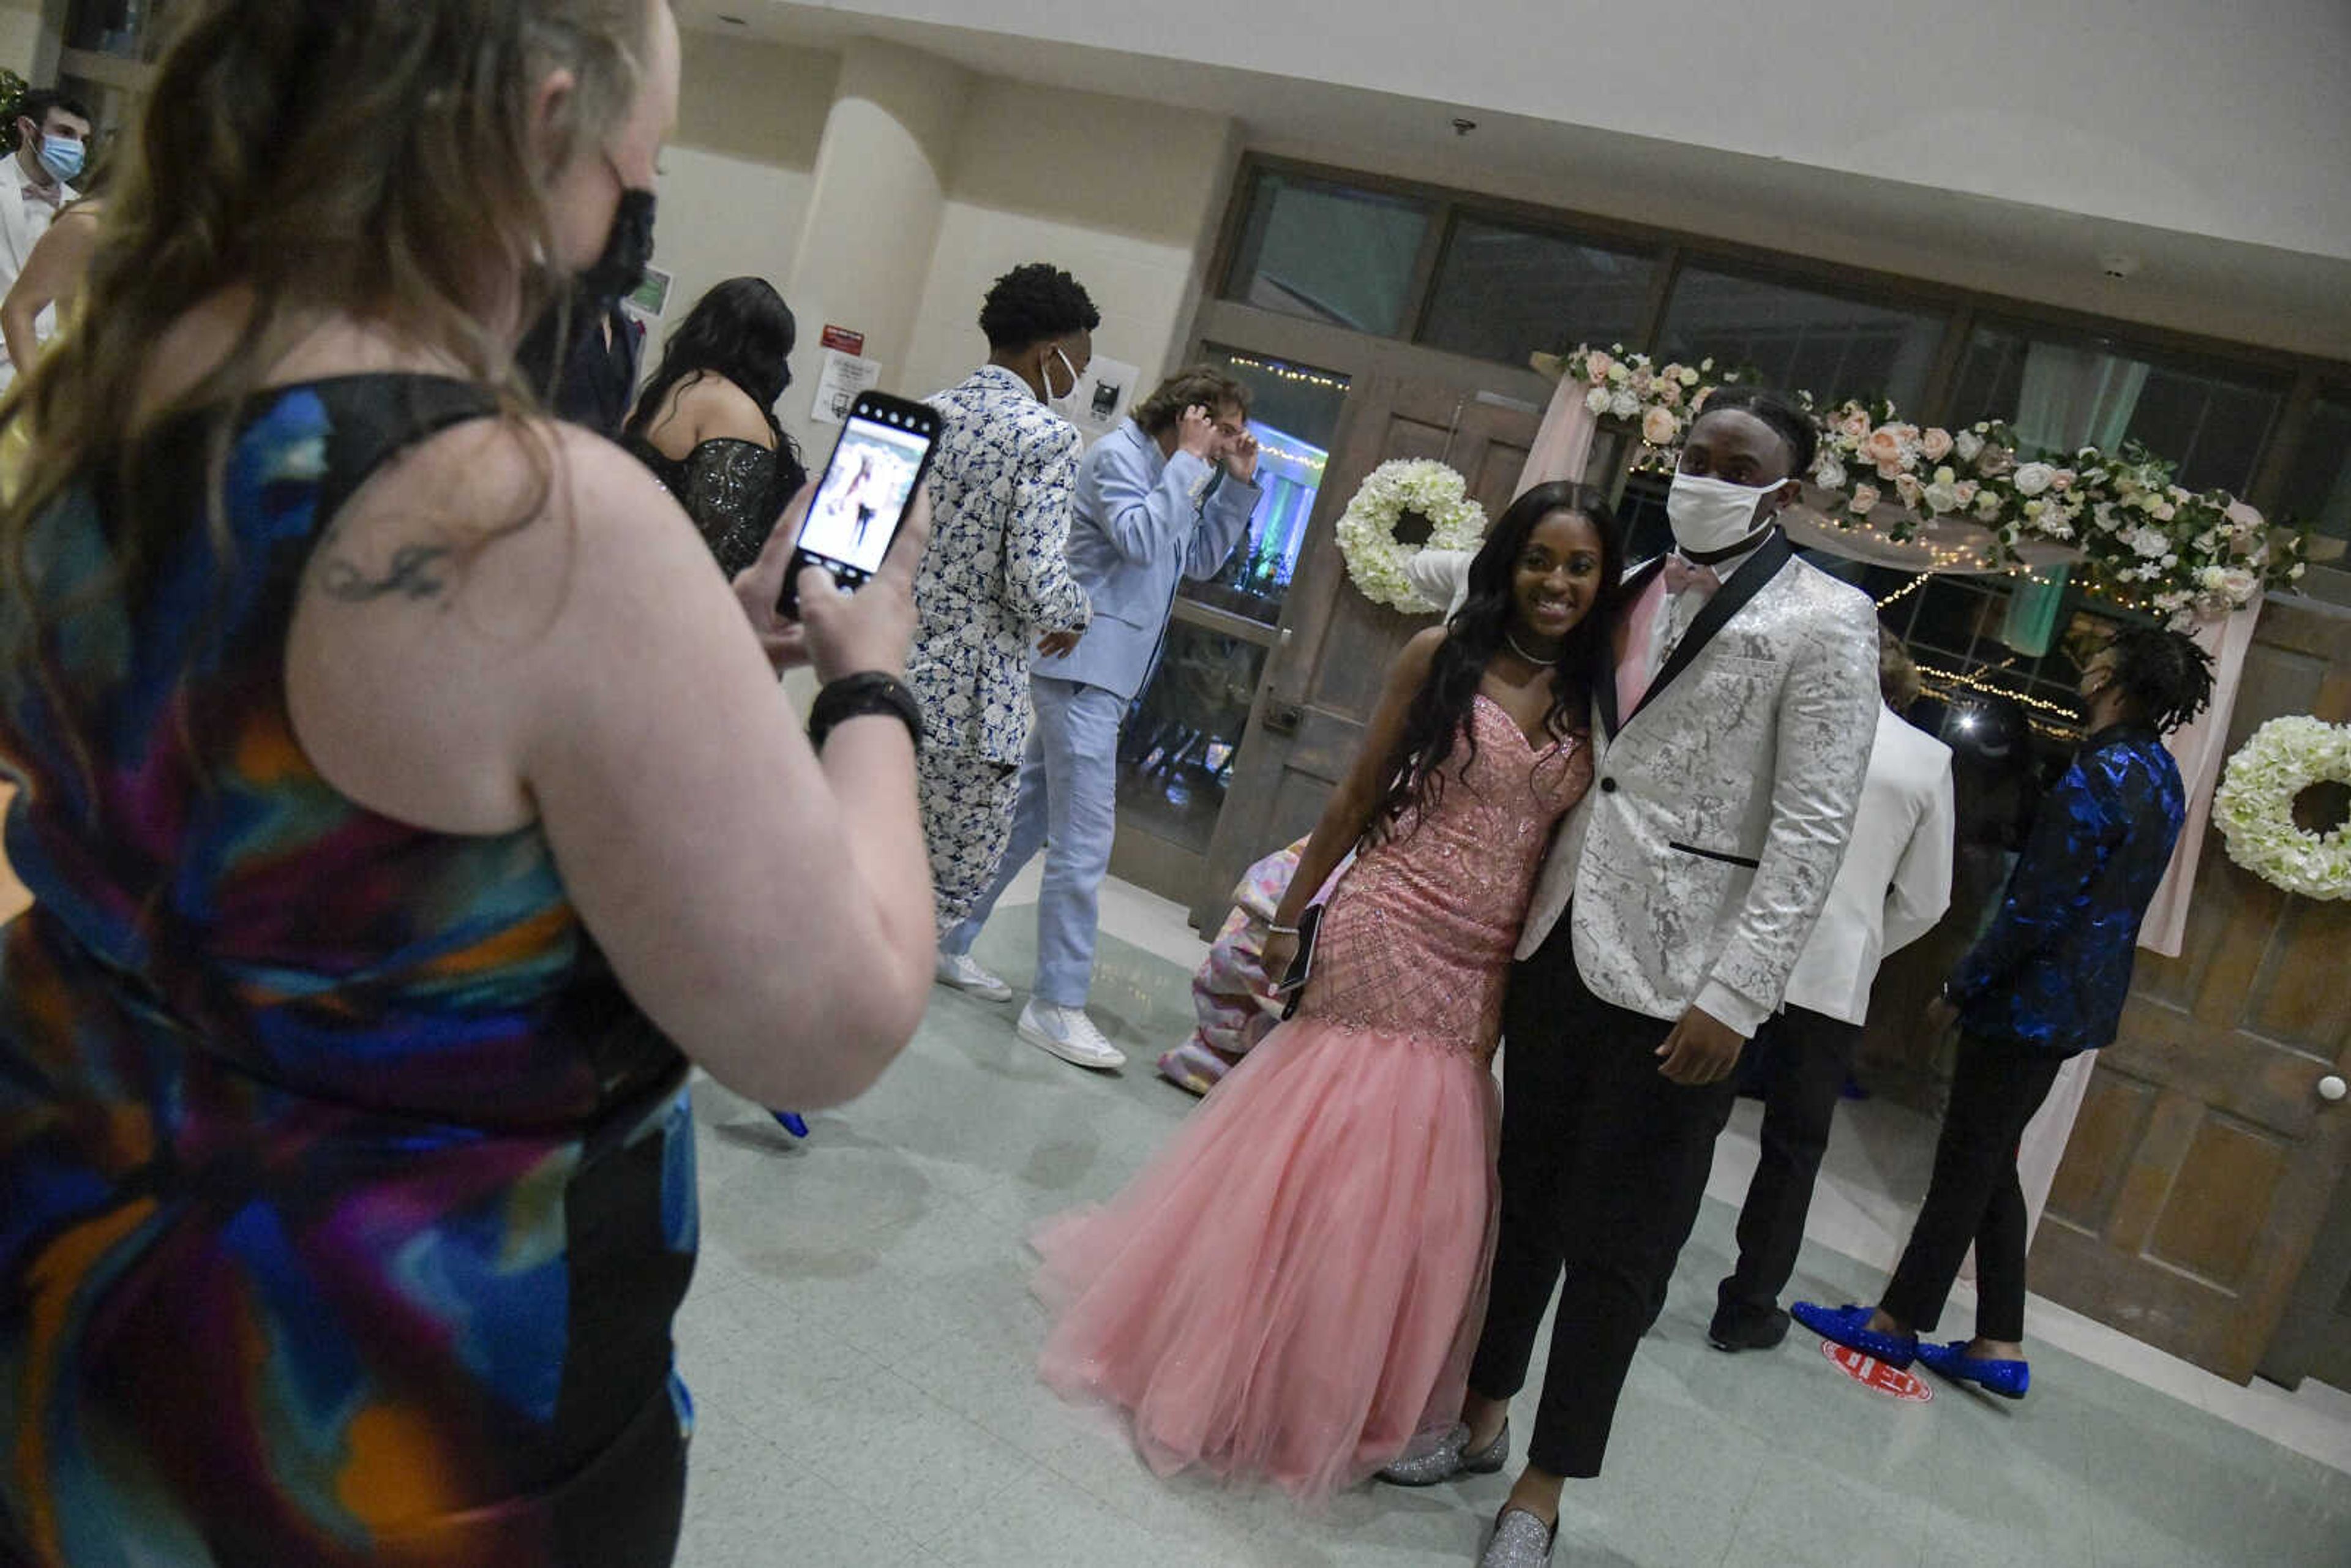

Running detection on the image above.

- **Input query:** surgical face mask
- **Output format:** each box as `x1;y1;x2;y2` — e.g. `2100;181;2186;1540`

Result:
1039;345;1080;414
35;133;83;184
577;185;657;307
1665;470;1786;557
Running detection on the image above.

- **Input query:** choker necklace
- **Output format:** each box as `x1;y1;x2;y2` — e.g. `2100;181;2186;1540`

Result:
1505;630;1560;664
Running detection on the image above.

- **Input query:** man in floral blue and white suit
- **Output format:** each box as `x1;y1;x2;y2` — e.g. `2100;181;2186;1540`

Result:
908;264;1097;944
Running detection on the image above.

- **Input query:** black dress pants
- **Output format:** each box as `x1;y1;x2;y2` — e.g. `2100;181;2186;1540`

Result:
1466;920;1738;1478
1716;1003;1863;1325
1880;1031;2066;1343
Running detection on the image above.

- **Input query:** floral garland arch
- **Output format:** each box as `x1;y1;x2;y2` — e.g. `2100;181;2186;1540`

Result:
1334;459;1488;613
1560;344;2310;624
2211;716;2351;901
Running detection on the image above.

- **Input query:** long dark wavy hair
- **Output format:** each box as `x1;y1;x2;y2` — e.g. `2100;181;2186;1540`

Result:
1371;481;1624;829
624;275;803;477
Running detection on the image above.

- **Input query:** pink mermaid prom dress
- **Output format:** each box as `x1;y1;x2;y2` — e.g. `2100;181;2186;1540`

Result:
1033;694;1593;1502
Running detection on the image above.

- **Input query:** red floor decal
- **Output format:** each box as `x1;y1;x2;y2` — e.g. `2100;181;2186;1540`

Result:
1821;1340;1934;1402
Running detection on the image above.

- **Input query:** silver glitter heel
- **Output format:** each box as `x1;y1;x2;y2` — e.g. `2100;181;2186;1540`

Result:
1478;1504;1556;1567
1378;1418;1509;1486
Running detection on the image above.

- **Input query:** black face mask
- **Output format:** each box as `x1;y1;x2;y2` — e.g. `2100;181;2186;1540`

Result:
578;186;658;305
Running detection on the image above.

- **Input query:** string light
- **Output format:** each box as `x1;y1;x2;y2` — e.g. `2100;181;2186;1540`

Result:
1223;353;1349;392
1875;572;1933;610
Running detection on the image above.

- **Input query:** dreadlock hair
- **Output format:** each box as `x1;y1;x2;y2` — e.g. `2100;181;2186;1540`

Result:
1370;481;1624;830
2101;625;2216;735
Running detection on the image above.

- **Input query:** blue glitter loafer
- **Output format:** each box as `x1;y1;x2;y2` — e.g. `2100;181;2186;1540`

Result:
1915;1339;2030;1399
1791;1301;1917;1368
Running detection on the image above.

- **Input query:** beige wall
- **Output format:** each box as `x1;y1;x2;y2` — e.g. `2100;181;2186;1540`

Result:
647;33;837;373
806;0;2351;267
0;0;42;80
896;80;1237;407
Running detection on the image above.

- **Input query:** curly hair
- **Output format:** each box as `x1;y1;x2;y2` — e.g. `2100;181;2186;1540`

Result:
624;276;800;452
2101;625;2216;735
1692;385;1818;479
1131;367;1250;436
977;262;1098;352
1371;482;1624;828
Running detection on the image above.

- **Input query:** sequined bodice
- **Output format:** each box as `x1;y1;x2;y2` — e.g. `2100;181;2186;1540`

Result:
1301;695;1592;1058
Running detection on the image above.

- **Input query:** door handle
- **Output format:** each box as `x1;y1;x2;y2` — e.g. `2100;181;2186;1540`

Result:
1262;701;1304;737
2320;1075;2347;1104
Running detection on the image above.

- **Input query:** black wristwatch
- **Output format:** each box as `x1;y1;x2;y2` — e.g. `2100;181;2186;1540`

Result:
808;672;924;752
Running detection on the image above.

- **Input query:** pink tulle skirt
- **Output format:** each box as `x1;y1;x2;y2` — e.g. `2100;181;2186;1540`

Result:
1032;1015;1500;1503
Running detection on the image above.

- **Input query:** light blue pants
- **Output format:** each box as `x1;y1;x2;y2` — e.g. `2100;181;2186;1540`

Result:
941;676;1123;1009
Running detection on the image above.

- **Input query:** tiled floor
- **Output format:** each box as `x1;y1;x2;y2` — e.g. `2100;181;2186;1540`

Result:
673;875;2351;1566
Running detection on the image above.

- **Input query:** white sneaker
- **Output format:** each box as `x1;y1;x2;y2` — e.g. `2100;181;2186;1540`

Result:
1016;1000;1127;1070
935;951;1012;1002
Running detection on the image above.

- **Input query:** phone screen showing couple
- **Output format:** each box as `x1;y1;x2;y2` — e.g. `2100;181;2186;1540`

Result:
777;394;937;616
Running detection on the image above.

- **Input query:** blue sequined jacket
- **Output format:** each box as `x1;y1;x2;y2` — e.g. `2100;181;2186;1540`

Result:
1947;724;2186;1055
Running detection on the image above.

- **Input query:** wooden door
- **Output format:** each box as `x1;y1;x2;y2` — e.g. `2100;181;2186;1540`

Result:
1194;376;1542;928
2032;593;2351;1382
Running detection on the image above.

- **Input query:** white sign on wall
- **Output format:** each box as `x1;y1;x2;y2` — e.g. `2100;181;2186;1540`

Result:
1069;355;1142;442
810;347;883;425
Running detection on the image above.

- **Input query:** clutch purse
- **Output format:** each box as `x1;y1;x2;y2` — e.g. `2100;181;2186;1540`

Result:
1271;902;1322;1021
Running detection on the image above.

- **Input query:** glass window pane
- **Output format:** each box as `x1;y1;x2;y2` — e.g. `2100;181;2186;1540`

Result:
1221;171;1431;338
1177;348;1350;628
1116;623;1268;857
1655;266;1948;408
1947;323;2284;494
1418;217;1656;367
2278;391;2351;562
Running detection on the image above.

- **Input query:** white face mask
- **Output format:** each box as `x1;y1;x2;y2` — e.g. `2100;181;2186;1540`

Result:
1665;470;1786;557
1039;346;1079;415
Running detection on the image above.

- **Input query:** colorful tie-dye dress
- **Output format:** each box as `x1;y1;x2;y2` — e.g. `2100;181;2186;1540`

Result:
0;375;699;1567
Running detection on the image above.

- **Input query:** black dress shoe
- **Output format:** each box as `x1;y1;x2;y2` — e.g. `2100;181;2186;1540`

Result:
1707;1303;1791;1351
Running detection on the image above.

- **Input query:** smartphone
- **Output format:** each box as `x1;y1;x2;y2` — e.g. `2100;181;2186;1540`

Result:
1272;903;1321;1021
775;390;942;618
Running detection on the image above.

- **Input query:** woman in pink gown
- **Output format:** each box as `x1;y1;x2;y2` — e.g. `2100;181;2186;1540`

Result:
1034;481;1624;1502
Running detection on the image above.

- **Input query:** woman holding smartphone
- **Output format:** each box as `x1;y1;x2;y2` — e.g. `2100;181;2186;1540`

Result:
1032;483;1621;1503
0;3;933;1562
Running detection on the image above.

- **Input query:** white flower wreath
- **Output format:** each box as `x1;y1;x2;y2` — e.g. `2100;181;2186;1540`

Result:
2211;716;2351;901
1335;459;1488;613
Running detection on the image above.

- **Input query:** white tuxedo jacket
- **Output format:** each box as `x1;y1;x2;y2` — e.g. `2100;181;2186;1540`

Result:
0;154;75;380
1520;533;1880;1035
1781;705;1955;1026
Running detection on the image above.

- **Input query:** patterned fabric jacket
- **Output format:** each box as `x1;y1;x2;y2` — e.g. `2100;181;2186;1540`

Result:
908;366;1091;763
1948;724;2185;1054
1520;534;1881;1034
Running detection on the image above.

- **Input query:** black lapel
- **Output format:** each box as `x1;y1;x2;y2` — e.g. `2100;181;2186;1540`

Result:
1599;555;1668;741
1626;529;1795;727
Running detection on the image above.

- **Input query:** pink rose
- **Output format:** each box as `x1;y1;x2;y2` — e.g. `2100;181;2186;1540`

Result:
1919;427;1954;462
1836;407;1872;442
1849;483;1881;514
2051;469;2076;493
1875;460;1906;484
1641;406;1679;446
1862;426;1908;470
1655;378;1682;408
1584;350;1614;383
1894;472;1924;508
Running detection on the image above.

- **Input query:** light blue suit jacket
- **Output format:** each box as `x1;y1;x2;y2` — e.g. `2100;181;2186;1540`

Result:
1035;418;1261;701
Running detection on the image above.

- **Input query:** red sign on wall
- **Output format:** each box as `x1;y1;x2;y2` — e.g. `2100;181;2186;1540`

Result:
1821;1340;1935;1402
819;324;866;355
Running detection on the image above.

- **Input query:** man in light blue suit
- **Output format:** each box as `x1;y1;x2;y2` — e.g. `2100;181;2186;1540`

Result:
938;367;1262;1070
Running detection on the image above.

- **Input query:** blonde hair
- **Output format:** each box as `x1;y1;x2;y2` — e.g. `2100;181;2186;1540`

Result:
1;0;654;664
1879;625;1921;711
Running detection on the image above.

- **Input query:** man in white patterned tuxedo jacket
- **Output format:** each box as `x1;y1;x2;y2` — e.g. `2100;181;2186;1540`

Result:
1453;390;1880;1541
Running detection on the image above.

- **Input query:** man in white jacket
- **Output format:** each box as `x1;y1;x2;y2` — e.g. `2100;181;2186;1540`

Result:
0;88;91;390
1709;630;1954;1351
